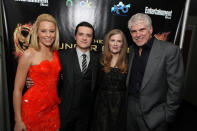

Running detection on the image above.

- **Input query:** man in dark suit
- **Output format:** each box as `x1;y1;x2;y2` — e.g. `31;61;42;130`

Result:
126;13;184;131
59;22;98;131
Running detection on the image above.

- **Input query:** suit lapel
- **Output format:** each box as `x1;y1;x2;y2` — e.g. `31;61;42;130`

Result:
89;51;97;91
86;52;93;72
68;49;78;86
73;49;83;76
126;47;135;87
141;39;162;91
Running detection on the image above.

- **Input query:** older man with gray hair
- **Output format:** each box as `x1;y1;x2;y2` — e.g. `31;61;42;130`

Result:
126;13;184;131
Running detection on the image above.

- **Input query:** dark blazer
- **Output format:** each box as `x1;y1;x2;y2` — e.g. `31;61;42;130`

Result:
58;48;99;120
126;38;184;129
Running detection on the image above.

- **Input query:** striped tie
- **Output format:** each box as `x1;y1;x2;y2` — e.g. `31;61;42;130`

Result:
82;54;87;74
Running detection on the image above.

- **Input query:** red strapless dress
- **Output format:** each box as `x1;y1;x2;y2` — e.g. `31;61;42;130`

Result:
21;51;61;131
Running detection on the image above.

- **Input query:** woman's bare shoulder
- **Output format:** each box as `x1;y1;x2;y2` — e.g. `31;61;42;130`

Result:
22;47;36;58
18;48;37;64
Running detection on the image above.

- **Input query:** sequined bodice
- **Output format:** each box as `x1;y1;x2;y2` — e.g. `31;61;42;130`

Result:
99;67;126;92
28;52;61;91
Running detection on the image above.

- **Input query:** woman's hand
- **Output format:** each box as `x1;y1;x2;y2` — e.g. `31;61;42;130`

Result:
14;121;27;131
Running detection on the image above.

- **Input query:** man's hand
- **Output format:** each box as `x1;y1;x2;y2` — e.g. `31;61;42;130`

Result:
26;77;34;88
60;73;63;80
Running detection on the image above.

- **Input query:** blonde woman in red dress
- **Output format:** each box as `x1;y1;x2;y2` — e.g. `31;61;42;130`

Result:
13;14;61;131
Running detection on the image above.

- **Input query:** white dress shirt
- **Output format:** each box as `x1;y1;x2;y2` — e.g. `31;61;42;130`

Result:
76;47;90;71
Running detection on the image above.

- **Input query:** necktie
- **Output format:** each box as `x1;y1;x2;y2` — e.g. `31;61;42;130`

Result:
82;54;87;74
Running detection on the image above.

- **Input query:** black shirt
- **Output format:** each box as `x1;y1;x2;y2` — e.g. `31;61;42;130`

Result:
128;38;154;98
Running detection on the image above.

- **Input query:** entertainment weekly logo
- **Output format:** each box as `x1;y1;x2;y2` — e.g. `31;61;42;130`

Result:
145;6;172;19
14;0;48;6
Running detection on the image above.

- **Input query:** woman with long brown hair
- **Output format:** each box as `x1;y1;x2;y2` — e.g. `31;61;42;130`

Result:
93;29;128;131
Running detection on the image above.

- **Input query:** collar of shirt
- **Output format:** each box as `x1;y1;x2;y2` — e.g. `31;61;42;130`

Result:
76;47;90;59
133;37;154;55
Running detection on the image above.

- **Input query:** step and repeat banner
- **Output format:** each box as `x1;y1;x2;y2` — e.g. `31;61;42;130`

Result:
2;0;186;128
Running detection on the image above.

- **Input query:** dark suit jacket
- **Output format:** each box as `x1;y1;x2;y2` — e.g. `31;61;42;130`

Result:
126;38;184;129
58;48;99;120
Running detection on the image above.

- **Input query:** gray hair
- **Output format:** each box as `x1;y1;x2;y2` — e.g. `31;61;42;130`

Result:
128;13;152;31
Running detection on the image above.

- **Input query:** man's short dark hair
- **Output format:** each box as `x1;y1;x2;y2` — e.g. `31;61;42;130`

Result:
75;21;95;39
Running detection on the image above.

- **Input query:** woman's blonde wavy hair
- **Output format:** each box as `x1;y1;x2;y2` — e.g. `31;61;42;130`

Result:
30;14;59;51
